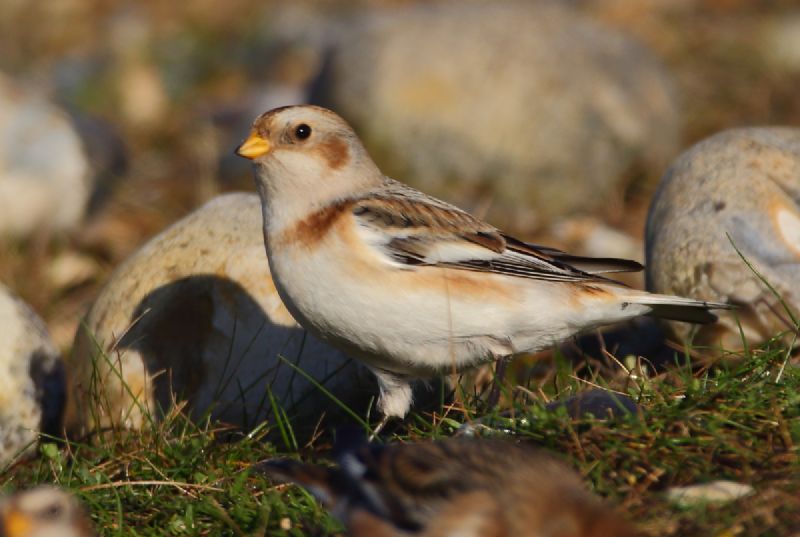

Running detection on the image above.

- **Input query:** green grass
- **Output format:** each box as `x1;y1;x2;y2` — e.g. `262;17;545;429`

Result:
1;415;341;536
1;337;799;536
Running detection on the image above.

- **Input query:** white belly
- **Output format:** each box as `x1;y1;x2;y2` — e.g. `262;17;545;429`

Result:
265;229;598;378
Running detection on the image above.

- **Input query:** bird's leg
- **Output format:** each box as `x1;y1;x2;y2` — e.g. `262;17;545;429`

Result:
370;369;413;440
485;355;509;411
455;356;513;437
369;414;392;441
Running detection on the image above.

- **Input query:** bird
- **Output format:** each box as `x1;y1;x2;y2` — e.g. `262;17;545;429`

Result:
258;434;640;537
0;486;94;537
236;104;729;429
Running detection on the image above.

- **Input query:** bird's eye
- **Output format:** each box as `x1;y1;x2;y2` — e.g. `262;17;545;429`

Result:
294;124;312;140
40;503;63;520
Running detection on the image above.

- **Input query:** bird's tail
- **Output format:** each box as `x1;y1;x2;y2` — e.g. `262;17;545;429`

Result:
626;292;733;324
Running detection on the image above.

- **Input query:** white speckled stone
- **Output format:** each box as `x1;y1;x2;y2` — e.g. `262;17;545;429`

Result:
0;73;91;238
315;1;679;229
667;481;754;507
67;193;371;437
0;284;64;465
646;127;800;349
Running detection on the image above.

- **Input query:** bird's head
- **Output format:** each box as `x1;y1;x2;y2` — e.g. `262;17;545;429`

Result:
0;487;93;537
236;105;382;220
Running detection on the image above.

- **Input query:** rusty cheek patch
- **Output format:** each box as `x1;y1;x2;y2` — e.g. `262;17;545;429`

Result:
317;136;350;170
275;201;353;250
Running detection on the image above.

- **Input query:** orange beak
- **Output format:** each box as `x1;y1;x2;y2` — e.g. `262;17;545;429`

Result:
3;508;33;537
236;131;271;160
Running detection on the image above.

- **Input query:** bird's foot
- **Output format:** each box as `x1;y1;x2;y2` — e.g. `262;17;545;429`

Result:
485;356;510;410
369;414;392;441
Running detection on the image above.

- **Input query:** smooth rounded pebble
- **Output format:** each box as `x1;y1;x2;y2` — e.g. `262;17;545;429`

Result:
66;193;372;437
0;73;91;238
0;284;64;466
314;2;679;229
666;481;754;507
646;127;800;349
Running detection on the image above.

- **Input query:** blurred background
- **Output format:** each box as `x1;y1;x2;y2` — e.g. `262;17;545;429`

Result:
1;0;800;353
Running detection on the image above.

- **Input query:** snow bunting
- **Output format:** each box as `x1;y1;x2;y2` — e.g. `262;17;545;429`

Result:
0;486;94;537
260;434;640;537
237;105;728;423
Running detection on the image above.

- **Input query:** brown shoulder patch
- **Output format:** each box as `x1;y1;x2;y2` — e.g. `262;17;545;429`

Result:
318;136;350;170
568;283;616;307
354;196;505;253
465;230;506;253
577;284;614;296
276;200;353;249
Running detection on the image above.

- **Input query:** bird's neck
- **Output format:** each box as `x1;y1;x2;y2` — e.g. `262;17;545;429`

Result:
257;164;382;239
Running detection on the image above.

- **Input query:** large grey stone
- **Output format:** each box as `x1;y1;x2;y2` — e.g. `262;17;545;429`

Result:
0;284;64;465
0;73;92;238
646;127;800;350
314;1;679;229
67;193;372;437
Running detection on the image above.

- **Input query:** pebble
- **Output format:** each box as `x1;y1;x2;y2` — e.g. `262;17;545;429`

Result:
314;1;680;229
0;284;64;465
66;193;371;437
666;480;754;507
646;127;800;350
0;73;91;238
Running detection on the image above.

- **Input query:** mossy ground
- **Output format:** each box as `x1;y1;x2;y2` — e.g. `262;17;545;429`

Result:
2;335;798;536
1;2;800;536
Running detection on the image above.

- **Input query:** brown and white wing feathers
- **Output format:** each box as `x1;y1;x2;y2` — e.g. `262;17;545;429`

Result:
502;235;644;275
352;180;637;284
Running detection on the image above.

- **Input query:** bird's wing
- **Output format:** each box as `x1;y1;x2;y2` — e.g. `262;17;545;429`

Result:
352;186;640;284
501;235;644;274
